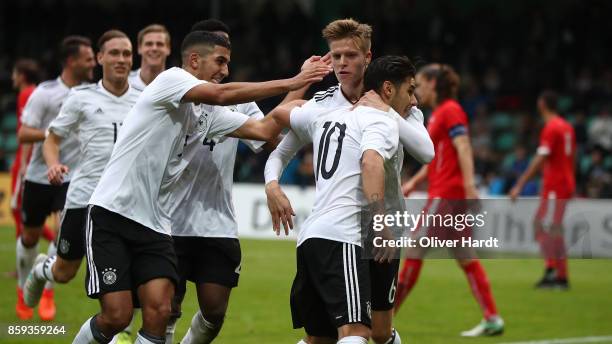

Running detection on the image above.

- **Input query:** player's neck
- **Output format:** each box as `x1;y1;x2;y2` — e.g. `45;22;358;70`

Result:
542;111;557;122
102;78;129;97
140;62;165;85
340;83;364;104
60;69;82;88
18;82;34;92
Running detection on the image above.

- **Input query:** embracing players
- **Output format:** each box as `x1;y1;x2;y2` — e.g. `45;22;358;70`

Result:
71;30;330;344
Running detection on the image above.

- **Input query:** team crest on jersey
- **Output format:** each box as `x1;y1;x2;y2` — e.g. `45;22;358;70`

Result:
102;268;118;285
196;113;209;133
59;239;70;254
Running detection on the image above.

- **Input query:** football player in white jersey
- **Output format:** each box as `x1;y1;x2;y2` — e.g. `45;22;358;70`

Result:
265;19;434;344
71;31;331;344
128;24;171;89
263;55;419;344
20;30;138;343
161;19;272;344
16;35;95;321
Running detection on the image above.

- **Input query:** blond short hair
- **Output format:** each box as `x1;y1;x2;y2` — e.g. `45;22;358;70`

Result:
322;19;372;52
137;24;170;46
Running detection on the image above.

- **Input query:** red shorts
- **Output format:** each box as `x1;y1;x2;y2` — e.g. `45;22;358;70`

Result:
413;198;473;240
535;191;571;226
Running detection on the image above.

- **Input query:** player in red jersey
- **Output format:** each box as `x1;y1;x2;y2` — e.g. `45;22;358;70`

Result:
510;90;575;290
395;64;504;337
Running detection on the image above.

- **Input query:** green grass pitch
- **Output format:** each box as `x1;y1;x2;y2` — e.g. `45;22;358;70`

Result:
0;226;611;343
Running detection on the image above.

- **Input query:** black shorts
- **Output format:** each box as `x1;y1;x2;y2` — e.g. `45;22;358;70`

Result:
370;259;399;311
173;236;241;299
85;206;178;299
21;181;69;227
291;238;371;338
57;207;87;260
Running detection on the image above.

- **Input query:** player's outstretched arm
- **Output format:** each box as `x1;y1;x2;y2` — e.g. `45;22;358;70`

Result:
42;132;69;185
17;125;46;143
264;132;307;235
228;100;305;142
183;62;332;106
509;153;546;201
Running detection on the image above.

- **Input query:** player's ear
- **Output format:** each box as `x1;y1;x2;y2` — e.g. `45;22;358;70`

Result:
365;50;372;67
96;51;104;65
189;52;200;70
383;80;394;99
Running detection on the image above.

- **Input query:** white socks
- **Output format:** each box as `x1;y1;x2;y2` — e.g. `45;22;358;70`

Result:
33;255;56;283
135;329;165;344
383;329;401;344
44;241;56;290
73;316;114;344
73;317;96;344
165;313;178;344
337;336;368;344
180;311;222;344
16;237;38;288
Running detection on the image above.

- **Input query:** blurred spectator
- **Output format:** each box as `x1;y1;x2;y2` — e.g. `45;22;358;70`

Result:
588;105;612;151
583;146;612;198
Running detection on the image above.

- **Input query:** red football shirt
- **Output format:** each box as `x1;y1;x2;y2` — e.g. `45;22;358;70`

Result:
426;99;469;198
538;115;576;198
16;85;35;132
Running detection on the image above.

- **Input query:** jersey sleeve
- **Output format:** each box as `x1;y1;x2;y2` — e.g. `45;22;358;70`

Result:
264;131;307;184
537;124;554;155
392;108;435;164
289;105;316;143
360;110;399;160
236;102;266;152
443;105;468;139
148;68;205;109
20;88;47;128
48;92;82;138
206;105;250;140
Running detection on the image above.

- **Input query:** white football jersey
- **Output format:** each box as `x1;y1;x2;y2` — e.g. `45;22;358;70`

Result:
290;105;399;246
128;69;147;91
307;84;413;214
89;67;249;235
21;77;82;184
169;102;265;238
48;82;141;209
304;84;352;109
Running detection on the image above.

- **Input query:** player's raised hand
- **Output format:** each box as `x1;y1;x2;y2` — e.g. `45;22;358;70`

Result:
290;60;333;90
265;181;296;236
353;90;390;112
47;164;69;185
301;52;331;70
